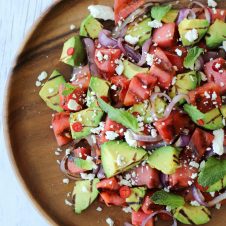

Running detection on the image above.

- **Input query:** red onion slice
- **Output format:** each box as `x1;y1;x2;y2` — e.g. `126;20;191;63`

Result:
124;223;133;226
128;129;162;142
98;29;118;48
117;38;127;54
194;56;204;71
177;9;196;25
163;94;190;118
208;192;226;207
138;38;152;66
83;38;99;76
174;134;191;148
142;210;177;226
150;92;172;103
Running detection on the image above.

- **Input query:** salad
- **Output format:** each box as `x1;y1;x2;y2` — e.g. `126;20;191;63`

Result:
38;0;226;225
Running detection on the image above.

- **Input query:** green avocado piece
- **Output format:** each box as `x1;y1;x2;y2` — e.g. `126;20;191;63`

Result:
126;18;152;46
70;108;103;139
178;19;209;46
162;9;179;23
184;104;224;130
126;187;147;211
80;15;103;39
207;175;226;192
153;96;167;118
39;70;66;112
86;77;110;108
60;35;86;67
220;105;226;118
123;60;149;79
169;71;199;103
73;178;99;214
173;204;211;225
101;141;147;178
147;146;180;175
128;100;153;123
206;19;226;49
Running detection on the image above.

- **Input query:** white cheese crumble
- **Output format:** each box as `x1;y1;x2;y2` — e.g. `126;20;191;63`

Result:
185;29;198;42
111;84;117;90
146;53;154;67
191;173;197;179
212;129;224;155
80;173;95;180
88;5;114;21
216;203;221;209
105;131;119;140
96;50;103;61
190;200;200;206
122;206;132;213
63;178;69;184
35;81;41;87
67;99;80;111
116;155;125;167
38;71;48;81
208;0;217;8
175;48;182;56
64;199;73;206
96;207;103;212
106;217;114;226
210;192;215;197
90;122;105;134
148;19;162;28
65;148;71;156
70;24;76;30
125;35;139;45
189;161;199;169
115;59;124;75
124;130;137;147
166;206;172;212
199;160;206;169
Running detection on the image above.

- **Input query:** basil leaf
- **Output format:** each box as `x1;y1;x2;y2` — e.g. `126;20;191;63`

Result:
74;158;94;170
62;83;76;96
198;157;226;187
151;190;185;209
183;47;204;70
184;104;204;122
97;97;139;133
151;4;172;21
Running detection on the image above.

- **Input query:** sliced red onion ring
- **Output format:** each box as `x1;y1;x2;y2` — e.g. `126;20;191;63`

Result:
142;210;177;226
97;166;106;179
138;38;152;66
83;38;99;76
98;29;118;48
128;129;162;142
189;1;205;9
160;173;169;187
163;94;190;118
177;9;196;25
145;141;168;150
117;38;127;54
174;134;191;148
194;56;204;71
124;44;141;62
124;222;133;226
150;92;172;103
208;192;226;207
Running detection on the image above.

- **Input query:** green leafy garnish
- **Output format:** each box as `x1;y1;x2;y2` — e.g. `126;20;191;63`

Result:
184;104;204;121
97;97;139;133
151;190;185;209
183;47;204;70
198;157;226;187
151;4;172;21
74;158;94;170
62;83;76;96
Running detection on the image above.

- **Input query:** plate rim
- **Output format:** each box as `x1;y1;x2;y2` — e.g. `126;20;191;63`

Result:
2;1;63;225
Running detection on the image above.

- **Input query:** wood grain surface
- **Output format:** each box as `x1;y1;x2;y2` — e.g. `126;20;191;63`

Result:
3;0;226;226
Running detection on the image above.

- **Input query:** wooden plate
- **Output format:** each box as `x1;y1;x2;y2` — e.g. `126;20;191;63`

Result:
3;0;226;225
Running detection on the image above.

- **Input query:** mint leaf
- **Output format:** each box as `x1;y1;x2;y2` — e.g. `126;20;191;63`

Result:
184;104;204;122
74;158;94;170
151;4;172;21
62;83;76;96
183;47;204;70
198;157;226;187
97;97;139;133
151;190;185;209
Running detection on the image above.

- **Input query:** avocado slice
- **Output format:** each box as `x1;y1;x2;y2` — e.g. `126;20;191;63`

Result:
72;178;99;214
147;146;180;175
87;76;110;108
128;100;153;123
80;15;103;39
173;204;211;225
162;9;179;23
60;35;86;67
70;108;103;139
39;70;66;112
123;60;149;79
126;187;147;211
206;19;226;49
207;175;226;192
178;19;209;46
184;104;224;130
126;18;152;46
152;96;167;118
101;141;147;178
220;105;226;118
169;71;199;103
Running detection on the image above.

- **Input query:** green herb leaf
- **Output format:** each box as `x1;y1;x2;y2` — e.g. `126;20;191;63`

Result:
184;104;204;122
183;47;204;70
151;190;185;209
74;158;94;170
97;97;139;133
198;157;226;187
62;83;76;96
151;4;172;21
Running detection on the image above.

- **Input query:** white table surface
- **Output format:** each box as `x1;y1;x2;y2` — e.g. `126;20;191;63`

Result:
0;1;52;225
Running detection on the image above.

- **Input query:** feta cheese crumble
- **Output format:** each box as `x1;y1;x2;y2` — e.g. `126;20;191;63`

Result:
105;131;119;140
124;130;137;147
38;71;48;81
63;178;69;184
80;173;95;180
212;129;224;155
189;161;199;169
67;99;80;111
88;5;114;21
96;207;103;212
190;200;200;206
64;199;73;206
146;53;154;67
175;48;182;56
115;59;124;75
185;29;198;42
125;35;139;45
208;0;217;8
106;217;114;226
148;20;162;28
111;84;117;90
